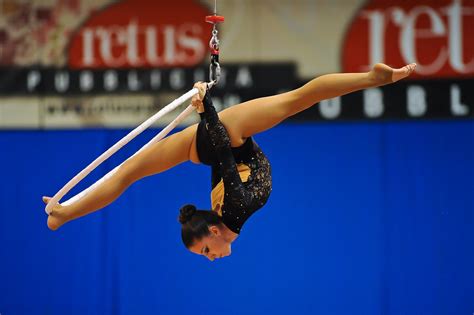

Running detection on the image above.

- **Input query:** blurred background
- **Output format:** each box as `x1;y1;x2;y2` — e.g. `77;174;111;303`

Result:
0;0;473;314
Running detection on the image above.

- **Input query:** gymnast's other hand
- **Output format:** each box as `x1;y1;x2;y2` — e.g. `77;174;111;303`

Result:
191;81;207;114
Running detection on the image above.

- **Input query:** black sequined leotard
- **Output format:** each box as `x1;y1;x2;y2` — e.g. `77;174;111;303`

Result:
196;92;272;234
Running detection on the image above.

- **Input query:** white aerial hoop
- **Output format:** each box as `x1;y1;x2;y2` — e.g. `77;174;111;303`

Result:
45;3;225;215
45;88;196;214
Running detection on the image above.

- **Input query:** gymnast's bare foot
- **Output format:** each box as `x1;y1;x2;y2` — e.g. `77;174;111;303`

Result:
43;196;68;231
370;63;417;86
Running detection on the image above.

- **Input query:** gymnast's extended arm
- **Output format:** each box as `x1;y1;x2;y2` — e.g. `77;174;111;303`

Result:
198;87;254;208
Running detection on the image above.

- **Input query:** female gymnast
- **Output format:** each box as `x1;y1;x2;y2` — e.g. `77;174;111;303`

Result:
43;62;416;261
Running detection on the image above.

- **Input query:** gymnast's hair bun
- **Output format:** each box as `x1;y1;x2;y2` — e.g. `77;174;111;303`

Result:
179;204;197;224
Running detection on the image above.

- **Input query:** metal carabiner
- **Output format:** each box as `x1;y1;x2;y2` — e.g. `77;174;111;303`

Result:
209;57;221;85
205;13;224;88
209;33;220;52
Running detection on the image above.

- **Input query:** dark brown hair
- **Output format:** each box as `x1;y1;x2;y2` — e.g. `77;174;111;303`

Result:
178;204;223;248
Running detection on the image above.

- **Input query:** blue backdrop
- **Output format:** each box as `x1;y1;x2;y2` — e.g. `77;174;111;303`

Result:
0;121;473;315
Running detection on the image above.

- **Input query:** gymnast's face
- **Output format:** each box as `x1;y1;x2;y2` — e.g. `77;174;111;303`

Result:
189;225;232;261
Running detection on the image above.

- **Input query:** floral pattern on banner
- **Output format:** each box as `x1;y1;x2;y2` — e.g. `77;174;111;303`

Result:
0;0;112;66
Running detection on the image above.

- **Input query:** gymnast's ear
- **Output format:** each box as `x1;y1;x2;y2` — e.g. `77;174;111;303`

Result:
42;196;52;205
208;225;221;236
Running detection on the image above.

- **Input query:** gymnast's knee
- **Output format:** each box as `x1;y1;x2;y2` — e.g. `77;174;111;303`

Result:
117;160;144;186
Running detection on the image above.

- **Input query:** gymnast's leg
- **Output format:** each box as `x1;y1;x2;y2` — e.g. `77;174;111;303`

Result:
45;124;200;230
218;63;416;143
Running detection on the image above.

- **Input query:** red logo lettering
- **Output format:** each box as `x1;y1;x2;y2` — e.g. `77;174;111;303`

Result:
342;0;474;78
68;0;211;69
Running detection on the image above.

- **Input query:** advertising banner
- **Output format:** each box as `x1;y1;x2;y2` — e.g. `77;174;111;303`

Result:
0;0;472;128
